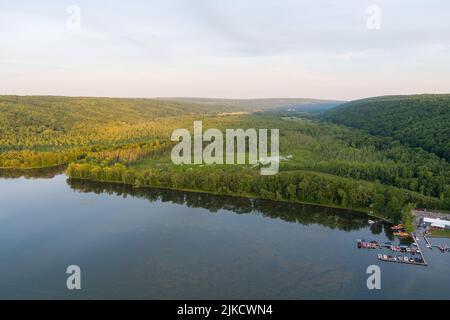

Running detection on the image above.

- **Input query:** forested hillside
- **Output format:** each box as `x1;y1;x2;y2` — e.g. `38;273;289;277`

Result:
0;95;339;151
1;95;449;222
324;94;450;161
66;114;450;222
0;95;237;151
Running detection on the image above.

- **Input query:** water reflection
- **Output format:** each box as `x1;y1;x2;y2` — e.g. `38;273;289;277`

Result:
67;178;373;233
0;165;393;237
2;169;447;299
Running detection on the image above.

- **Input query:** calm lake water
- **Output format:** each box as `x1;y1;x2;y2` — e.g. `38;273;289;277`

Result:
0;168;449;299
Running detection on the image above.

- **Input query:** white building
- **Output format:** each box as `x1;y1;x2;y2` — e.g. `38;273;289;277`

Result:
423;217;450;230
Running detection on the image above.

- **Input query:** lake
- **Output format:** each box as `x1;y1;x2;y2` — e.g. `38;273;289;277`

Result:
0;168;449;299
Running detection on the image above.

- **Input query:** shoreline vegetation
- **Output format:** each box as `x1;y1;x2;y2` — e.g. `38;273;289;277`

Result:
66;162;440;223
66;174;370;214
1;95;449;225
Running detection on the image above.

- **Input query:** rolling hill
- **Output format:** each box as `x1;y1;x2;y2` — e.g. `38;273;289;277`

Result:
324;94;450;161
159;97;343;112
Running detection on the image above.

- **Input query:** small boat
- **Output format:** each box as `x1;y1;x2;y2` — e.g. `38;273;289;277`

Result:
393;232;410;237
383;254;388;260
398;256;403;262
368;220;375;224
377;254;383;259
409;258;415;263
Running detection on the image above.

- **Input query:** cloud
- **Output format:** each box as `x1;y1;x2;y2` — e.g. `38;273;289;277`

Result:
1;0;449;99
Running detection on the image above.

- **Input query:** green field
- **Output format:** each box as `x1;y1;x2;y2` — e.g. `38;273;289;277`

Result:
428;229;450;238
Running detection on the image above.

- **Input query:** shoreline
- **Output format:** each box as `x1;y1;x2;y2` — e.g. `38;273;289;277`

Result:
66;175;378;217
0;164;393;221
0;163;68;170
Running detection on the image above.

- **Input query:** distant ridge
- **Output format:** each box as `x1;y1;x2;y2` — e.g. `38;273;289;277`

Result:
158;97;344;112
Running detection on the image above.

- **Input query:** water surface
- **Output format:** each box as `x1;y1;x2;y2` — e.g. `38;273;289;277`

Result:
0;168;449;299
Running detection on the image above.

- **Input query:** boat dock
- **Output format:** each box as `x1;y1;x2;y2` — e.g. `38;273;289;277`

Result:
377;255;427;266
423;234;432;248
411;233;428;266
356;234;428;266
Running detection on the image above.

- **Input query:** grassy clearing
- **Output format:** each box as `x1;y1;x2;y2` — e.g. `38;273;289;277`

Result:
428;229;450;238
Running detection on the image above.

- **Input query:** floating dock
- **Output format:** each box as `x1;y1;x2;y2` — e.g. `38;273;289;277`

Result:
356;234;428;266
377;255;427;266
423;234;432;248
410;233;428;266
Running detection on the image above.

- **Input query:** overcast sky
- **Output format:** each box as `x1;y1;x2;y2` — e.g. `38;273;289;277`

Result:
1;0;449;100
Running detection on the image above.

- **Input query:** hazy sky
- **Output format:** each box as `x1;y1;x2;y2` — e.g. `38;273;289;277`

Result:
1;0;449;100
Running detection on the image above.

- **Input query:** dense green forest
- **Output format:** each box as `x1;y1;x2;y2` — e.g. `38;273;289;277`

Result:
1;95;449;223
324;94;450;161
64;114;450;222
0;95;235;152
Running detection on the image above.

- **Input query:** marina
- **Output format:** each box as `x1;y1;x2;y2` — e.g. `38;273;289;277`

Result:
356;226;429;266
357;239;427;266
356;217;450;267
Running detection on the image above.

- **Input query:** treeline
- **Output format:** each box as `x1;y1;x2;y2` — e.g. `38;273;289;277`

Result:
83;140;172;165
0;140;172;169
279;117;450;199
285;158;450;199
324;94;450;161
66;162;446;222
0;149;80;168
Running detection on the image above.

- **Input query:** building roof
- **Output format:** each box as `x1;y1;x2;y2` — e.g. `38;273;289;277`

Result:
431;223;446;229
424;217;450;227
